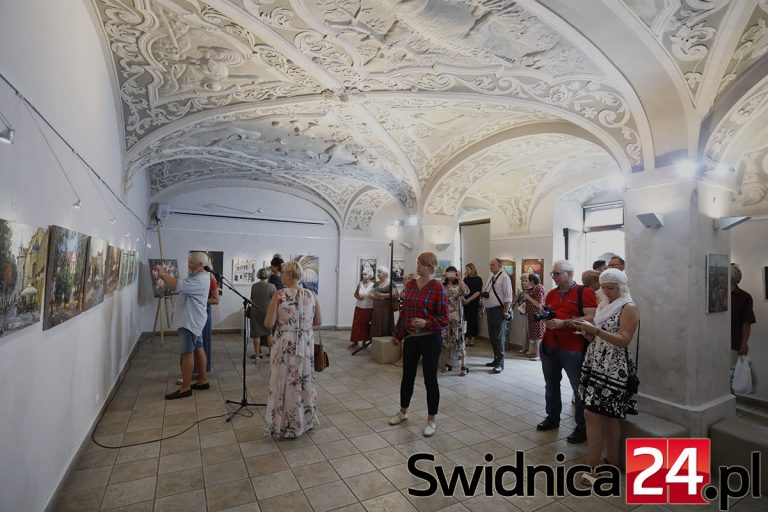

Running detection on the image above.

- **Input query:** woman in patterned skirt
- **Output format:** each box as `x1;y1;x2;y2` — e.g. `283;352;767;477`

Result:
263;261;322;438
522;273;546;361
440;266;469;375
349;269;374;348
574;269;639;484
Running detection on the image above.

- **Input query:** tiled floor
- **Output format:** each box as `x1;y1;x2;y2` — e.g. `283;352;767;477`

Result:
55;331;766;512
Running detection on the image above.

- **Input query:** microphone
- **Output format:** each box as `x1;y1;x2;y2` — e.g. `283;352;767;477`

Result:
203;265;223;278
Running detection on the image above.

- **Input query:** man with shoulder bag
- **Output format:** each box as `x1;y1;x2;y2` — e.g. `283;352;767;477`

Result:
536;260;597;444
483;258;514;374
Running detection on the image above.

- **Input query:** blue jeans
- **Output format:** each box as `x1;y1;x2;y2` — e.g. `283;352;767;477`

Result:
540;343;585;433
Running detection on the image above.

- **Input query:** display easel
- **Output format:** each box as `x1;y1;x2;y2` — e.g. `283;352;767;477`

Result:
150;220;174;347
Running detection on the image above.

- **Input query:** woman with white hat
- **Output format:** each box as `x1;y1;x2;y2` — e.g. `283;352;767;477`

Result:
573;268;639;485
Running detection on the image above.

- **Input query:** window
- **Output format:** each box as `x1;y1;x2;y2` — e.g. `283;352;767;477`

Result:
583;202;624;231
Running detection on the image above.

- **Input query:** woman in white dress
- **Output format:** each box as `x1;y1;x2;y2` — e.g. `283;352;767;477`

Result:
263;261;322;438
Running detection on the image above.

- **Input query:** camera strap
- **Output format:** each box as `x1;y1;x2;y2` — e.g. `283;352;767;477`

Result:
490;273;504;307
576;285;584;317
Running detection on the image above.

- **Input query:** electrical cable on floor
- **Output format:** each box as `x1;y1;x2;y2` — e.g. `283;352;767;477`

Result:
90;334;256;450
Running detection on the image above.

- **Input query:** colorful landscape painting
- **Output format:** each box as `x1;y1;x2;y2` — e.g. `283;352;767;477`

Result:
0;220;48;339
292;254;319;294
82;237;108;311
104;245;121;295
499;259;516;289
43;225;89;330
149;259;179;297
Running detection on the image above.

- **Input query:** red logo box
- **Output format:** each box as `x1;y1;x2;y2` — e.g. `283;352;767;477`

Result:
626;438;710;505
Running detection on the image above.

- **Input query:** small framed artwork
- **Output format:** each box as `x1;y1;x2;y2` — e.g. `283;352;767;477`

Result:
391;259;405;283
764;267;768;300
706;254;729;313
499;259;516;287
358;257;377;282
522;258;544;283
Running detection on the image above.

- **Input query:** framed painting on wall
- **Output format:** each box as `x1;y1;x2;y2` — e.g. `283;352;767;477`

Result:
391;259;404;283
358;257;377;282
118;249;130;290
436;260;451;276
232;258;258;285
706;253;729;313
149;259;179;297
104;245;121;295
293;254;319;294
499;259;516;288
0;219;48;339
43;225;90;330
82;237;108;312
522;259;544;283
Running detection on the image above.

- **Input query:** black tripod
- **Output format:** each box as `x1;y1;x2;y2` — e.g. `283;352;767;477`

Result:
204;266;264;420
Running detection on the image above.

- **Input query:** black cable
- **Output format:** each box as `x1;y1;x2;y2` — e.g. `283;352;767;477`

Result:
89;334;256;450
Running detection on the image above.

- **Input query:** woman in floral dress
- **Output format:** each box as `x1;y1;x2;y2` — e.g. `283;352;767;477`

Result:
264;261;322;438
441;266;469;376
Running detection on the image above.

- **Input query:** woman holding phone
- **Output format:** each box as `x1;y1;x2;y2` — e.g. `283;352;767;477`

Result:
441;266;469;375
388;252;450;437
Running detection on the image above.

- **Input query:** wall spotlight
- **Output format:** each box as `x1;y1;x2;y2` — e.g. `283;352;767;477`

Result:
110;217;116;224
636;212;664;228
406;215;419;226
72;199;82;209
714;216;751;230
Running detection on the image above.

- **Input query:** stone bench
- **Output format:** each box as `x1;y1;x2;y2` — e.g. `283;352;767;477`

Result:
710;416;768;489
618;412;688;464
370;336;400;364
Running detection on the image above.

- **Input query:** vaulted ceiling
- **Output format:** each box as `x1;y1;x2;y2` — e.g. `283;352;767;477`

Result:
91;0;768;232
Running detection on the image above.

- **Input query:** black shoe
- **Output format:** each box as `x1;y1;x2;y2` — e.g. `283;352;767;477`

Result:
566;430;587;444
492;366;504;374
165;389;193;400
485;360;498;367
536;418;560;431
191;382;210;390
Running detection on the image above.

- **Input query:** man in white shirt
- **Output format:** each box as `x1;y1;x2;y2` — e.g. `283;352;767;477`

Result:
155;252;211;399
483;258;514;374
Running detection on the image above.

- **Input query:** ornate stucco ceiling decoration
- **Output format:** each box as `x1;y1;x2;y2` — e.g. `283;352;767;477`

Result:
718;1;768;94
559;180;620;205
93;0;323;148
737;143;768;208
344;188;395;231
705;74;768;162
464;152;618;229
130;101;418;207
622;0;731;103
93;0;650;220
457;204;491;221
149;158;369;218
425;133;616;227
364;98;556;186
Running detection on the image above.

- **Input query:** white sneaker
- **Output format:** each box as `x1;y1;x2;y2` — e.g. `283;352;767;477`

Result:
423;421;437;437
388;411;408;425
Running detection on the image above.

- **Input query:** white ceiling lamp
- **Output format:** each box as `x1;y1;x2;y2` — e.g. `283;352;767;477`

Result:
406;214;419;226
0;109;14;144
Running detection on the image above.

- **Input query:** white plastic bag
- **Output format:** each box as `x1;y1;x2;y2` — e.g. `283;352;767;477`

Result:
731;356;753;395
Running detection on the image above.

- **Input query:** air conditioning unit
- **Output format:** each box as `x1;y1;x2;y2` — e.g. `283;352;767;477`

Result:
152;203;171;221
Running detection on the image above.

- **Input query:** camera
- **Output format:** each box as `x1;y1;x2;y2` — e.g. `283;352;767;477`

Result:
533;305;556;321
480;291;490;299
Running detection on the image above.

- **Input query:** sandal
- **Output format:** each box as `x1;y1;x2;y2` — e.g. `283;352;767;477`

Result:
440;364;453;373
348;341;359;348
581;473;598;487
459;367;468;376
393;360;403;367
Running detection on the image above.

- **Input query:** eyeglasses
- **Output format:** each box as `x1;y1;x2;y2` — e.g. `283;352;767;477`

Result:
550;271;568;277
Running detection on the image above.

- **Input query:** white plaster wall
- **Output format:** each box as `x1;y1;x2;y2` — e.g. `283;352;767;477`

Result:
141;187;340;330
461;221;490;339
731;219;768;402
0;2;148;511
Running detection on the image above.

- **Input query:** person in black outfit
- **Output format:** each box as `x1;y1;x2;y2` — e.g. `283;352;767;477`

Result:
269;254;285;290
462;263;483;347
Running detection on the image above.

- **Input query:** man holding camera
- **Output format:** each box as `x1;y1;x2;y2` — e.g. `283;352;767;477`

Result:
537;260;597;443
483;258;514;374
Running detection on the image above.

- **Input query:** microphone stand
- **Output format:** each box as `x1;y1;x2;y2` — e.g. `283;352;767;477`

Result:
205;267;265;420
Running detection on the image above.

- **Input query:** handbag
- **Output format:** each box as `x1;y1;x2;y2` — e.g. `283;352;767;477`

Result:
626;320;640;395
391;294;401;312
314;337;329;372
731;355;753;394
